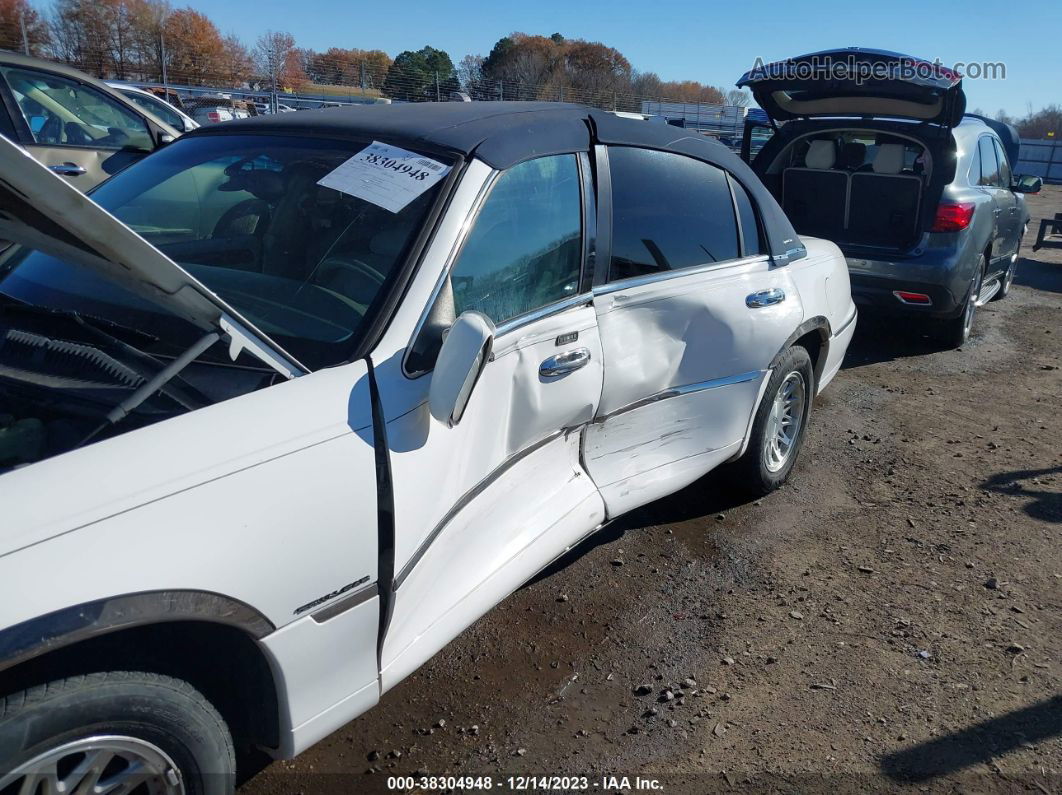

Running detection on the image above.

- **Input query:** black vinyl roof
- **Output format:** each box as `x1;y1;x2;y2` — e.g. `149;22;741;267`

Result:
188;101;804;261
188;102;592;170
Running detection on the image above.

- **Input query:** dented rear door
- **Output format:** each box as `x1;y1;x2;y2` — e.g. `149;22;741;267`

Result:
584;146;800;517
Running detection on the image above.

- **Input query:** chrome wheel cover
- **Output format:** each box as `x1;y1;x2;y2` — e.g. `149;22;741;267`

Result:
763;370;806;473
0;735;184;795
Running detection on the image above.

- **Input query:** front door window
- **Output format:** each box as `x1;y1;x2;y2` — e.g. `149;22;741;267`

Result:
449;154;582;325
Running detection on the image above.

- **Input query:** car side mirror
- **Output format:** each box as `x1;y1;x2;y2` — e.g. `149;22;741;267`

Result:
1013;174;1043;194
428;311;494;428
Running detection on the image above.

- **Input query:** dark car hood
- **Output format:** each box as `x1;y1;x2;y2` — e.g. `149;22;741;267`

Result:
737;48;966;128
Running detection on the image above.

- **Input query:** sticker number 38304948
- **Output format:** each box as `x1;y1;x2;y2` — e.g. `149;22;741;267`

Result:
317;140;452;213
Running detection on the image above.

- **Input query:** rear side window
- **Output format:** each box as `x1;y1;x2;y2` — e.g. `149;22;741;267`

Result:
608;147;739;281
992;138;1012;188
123;90;183;130
729;175;765;257
978;137;1001;187
449;154;582;325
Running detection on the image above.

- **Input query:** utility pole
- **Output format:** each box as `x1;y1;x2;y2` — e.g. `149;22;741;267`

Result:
435;71;440;102
19;7;29;55
160;30;169;100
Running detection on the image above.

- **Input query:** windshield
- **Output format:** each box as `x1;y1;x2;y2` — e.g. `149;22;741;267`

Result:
0;134;449;369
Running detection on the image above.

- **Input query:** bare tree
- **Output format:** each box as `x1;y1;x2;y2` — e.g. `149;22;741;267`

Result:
726;88;750;107
254;30;303;105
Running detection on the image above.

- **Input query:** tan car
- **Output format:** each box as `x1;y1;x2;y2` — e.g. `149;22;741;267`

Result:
0;52;178;190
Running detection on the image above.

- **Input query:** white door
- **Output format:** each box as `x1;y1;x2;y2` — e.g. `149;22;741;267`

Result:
585;146;802;517
371;154;607;688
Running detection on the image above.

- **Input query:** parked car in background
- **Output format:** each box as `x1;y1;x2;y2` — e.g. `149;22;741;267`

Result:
108;82;199;133
738;48;1041;347
0;52;178;190
0;103;854;792
253;101;296;114
185;96;255;125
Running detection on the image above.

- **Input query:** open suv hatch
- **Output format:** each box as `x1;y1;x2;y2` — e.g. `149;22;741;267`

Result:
738;48;1041;347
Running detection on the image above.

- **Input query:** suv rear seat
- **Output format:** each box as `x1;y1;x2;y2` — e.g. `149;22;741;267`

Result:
781;140;848;241
846;144;922;247
783;140;923;249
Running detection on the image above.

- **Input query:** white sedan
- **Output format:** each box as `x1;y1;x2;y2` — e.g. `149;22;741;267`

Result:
0;102;855;793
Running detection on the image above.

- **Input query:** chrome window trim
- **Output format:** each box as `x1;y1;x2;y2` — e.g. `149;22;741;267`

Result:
492;293;593;338
594;370;763;423
402;163;501;378
402;153;593;378
593;254;773;296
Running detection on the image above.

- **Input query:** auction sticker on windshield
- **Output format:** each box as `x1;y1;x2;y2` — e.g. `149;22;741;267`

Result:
317;141;451;212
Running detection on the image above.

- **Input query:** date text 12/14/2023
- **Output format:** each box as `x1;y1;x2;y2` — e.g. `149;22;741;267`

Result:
385;775;664;791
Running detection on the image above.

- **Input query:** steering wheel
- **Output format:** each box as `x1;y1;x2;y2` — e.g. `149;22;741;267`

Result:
312;258;387;304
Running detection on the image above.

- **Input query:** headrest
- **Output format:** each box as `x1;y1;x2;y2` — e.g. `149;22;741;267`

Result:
805;140;836;169
219;170;285;201
873;144;905;174
839;142;867;170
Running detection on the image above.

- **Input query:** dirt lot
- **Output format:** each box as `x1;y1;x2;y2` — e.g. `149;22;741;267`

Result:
245;188;1062;794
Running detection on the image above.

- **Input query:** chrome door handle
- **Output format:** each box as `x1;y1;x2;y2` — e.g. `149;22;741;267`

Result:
49;163;86;176
540;347;591;377
746;288;785;308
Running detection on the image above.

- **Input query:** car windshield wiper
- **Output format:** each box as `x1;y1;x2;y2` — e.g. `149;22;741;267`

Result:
0;297;213;414
1;298;160;349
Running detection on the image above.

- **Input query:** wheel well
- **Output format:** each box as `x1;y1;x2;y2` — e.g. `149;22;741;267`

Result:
0;621;279;773
793;329;826;384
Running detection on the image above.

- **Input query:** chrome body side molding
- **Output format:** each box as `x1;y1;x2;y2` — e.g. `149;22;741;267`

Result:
593;371;763;424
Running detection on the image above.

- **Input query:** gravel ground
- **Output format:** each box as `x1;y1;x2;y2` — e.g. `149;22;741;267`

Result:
244;187;1062;795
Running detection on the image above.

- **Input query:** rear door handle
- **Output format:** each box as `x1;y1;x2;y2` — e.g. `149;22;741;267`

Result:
49;162;86;176
540;347;591;377
746;288;785;308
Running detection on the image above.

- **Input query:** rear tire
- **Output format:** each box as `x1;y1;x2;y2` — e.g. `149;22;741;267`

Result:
0;671;235;795
937;253;984;348
729;345;814;497
993;225;1024;301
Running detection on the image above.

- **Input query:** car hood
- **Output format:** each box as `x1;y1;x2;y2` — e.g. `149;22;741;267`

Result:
0;133;305;378
737;48;966;128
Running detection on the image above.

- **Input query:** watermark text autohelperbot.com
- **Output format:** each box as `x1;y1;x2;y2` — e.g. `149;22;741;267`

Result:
746;55;1006;83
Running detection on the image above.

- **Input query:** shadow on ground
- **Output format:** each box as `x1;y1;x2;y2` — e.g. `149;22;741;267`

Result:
981;464;1062;523
840;309;946;369
1017;253;1062;294
527;467;751;587
880;695;1062;782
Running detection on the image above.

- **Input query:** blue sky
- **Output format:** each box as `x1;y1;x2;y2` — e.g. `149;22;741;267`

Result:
183;0;1059;117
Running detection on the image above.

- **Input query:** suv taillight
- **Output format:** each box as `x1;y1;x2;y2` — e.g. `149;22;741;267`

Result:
207;111;221;123
931;202;976;232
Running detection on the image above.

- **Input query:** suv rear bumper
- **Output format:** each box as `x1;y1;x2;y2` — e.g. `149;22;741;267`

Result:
848;273;963;318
